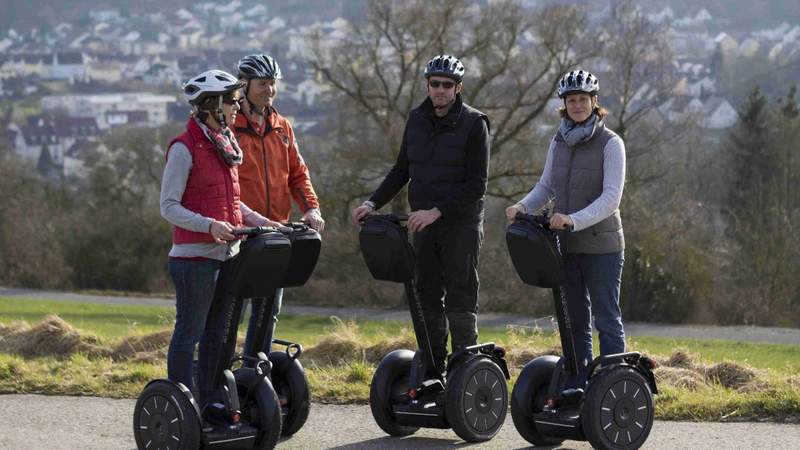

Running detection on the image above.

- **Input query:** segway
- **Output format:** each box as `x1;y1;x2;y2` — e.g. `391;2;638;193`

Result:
243;222;320;438
359;214;510;443
134;226;292;450
506;212;658;450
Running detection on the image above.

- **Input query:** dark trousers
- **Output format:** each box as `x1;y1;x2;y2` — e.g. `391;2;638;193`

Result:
167;257;236;407
563;251;626;388
412;222;482;374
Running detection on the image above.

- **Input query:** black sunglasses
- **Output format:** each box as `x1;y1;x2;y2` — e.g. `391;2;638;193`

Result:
428;80;456;89
222;96;244;106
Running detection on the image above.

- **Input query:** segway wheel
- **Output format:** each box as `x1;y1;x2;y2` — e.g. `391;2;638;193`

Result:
133;380;200;450
238;370;283;450
269;350;311;437
369;349;420;437
510;355;565;446
445;356;508;442
582;365;654;450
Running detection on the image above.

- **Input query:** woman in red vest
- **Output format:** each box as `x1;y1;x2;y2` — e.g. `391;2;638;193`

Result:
159;69;284;413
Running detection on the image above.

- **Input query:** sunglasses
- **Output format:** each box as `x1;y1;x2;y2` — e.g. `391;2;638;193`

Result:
222;96;244;106
428;80;456;89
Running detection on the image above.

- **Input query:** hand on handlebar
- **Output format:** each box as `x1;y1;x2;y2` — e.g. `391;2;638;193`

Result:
209;220;237;243
351;204;374;226
505;203;527;223
549;213;574;231
408;207;441;232
302;208;325;233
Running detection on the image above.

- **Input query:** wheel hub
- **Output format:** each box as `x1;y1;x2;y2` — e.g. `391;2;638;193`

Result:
475;386;492;414
138;394;181;446
463;368;505;432
614;398;635;428
598;379;650;446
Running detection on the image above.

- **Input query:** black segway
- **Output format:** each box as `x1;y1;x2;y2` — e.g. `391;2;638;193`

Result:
359;214;510;443
244;222;320;438
134;227;292;450
506;212;658;450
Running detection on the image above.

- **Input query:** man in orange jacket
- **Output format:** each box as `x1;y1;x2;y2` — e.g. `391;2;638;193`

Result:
233;53;323;358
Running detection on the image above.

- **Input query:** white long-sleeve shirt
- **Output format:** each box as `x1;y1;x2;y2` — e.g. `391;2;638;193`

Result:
519;135;626;232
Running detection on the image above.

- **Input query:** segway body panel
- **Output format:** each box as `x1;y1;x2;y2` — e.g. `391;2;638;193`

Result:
359;214;414;283
506;214;564;288
233;230;292;299
281;223;321;287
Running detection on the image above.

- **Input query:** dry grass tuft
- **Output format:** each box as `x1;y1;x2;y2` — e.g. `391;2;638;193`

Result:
111;330;172;361
0;315;108;358
662;349;698;369
705;361;756;389
654;366;707;391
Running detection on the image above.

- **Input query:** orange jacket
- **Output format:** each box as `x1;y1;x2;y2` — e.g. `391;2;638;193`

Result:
233;107;319;222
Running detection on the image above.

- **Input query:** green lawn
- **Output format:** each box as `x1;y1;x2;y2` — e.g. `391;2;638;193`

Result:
2;297;797;374
2;296;799;421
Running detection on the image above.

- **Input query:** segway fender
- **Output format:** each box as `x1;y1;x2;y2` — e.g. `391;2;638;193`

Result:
587;352;658;395
142;378;202;420
513;356;560;420
448;343;511;380
374;349;416;390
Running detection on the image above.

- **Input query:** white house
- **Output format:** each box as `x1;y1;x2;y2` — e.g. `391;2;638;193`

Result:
41;93;177;129
703;97;737;129
49;52;86;81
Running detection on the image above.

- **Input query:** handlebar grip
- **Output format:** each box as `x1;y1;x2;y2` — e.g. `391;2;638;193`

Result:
232;226;273;236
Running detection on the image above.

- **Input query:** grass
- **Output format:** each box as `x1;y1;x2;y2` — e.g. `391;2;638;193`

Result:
1;297;799;421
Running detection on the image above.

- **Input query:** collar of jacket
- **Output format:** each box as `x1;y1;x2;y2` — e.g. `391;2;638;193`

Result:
234;106;282;135
418;93;464;128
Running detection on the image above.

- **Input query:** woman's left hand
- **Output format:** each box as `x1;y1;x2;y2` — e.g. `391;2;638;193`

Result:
549;213;574;230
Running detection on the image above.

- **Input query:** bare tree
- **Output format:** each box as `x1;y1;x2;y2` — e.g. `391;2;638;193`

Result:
305;0;597;211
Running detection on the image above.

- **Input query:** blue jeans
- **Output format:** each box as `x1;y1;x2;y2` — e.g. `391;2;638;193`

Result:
563;251;625;388
167;257;235;407
243;288;283;357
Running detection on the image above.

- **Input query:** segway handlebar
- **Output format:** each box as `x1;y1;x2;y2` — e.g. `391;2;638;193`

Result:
232;226;279;237
514;211;573;232
361;212;410;223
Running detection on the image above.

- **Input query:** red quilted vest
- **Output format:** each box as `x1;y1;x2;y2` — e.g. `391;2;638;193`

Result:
167;118;243;244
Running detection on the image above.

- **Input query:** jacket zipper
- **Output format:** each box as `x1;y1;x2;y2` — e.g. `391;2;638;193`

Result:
259;135;271;219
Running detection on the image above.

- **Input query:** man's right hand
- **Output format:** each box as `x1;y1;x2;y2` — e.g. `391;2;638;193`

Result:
351;204;374;226
505;203;527;222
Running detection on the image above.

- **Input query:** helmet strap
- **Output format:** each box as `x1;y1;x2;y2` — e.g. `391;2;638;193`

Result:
216;96;227;130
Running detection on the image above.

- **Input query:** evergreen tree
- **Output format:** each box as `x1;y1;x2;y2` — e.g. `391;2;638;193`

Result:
721;86;799;325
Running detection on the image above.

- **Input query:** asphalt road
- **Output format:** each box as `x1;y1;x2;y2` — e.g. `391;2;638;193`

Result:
1;395;798;450
2;286;800;345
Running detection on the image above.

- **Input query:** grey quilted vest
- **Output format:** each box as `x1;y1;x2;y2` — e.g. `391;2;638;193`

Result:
551;123;624;254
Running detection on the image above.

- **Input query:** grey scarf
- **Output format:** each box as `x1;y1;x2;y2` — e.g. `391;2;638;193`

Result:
558;114;601;147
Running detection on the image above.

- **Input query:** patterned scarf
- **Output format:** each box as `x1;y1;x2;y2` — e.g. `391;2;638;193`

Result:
558;113;601;147
194;117;243;166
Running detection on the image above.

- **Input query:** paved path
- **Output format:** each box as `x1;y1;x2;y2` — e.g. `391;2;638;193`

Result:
0;395;798;450
3;286;800;345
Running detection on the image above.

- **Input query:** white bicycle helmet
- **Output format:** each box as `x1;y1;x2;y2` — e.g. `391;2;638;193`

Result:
183;70;245;105
557;70;599;98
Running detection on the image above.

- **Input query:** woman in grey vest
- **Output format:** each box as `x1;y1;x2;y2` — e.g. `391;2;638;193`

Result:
506;70;626;388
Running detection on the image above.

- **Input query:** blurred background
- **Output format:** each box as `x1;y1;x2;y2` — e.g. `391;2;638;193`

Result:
0;0;797;326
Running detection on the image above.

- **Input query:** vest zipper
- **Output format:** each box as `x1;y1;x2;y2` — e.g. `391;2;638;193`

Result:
564;146;576;215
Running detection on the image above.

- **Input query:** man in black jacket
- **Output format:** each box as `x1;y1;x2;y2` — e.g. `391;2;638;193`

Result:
352;54;490;376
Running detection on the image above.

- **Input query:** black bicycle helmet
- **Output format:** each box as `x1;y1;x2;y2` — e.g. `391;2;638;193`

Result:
424;54;465;82
557;69;599;98
237;53;283;80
